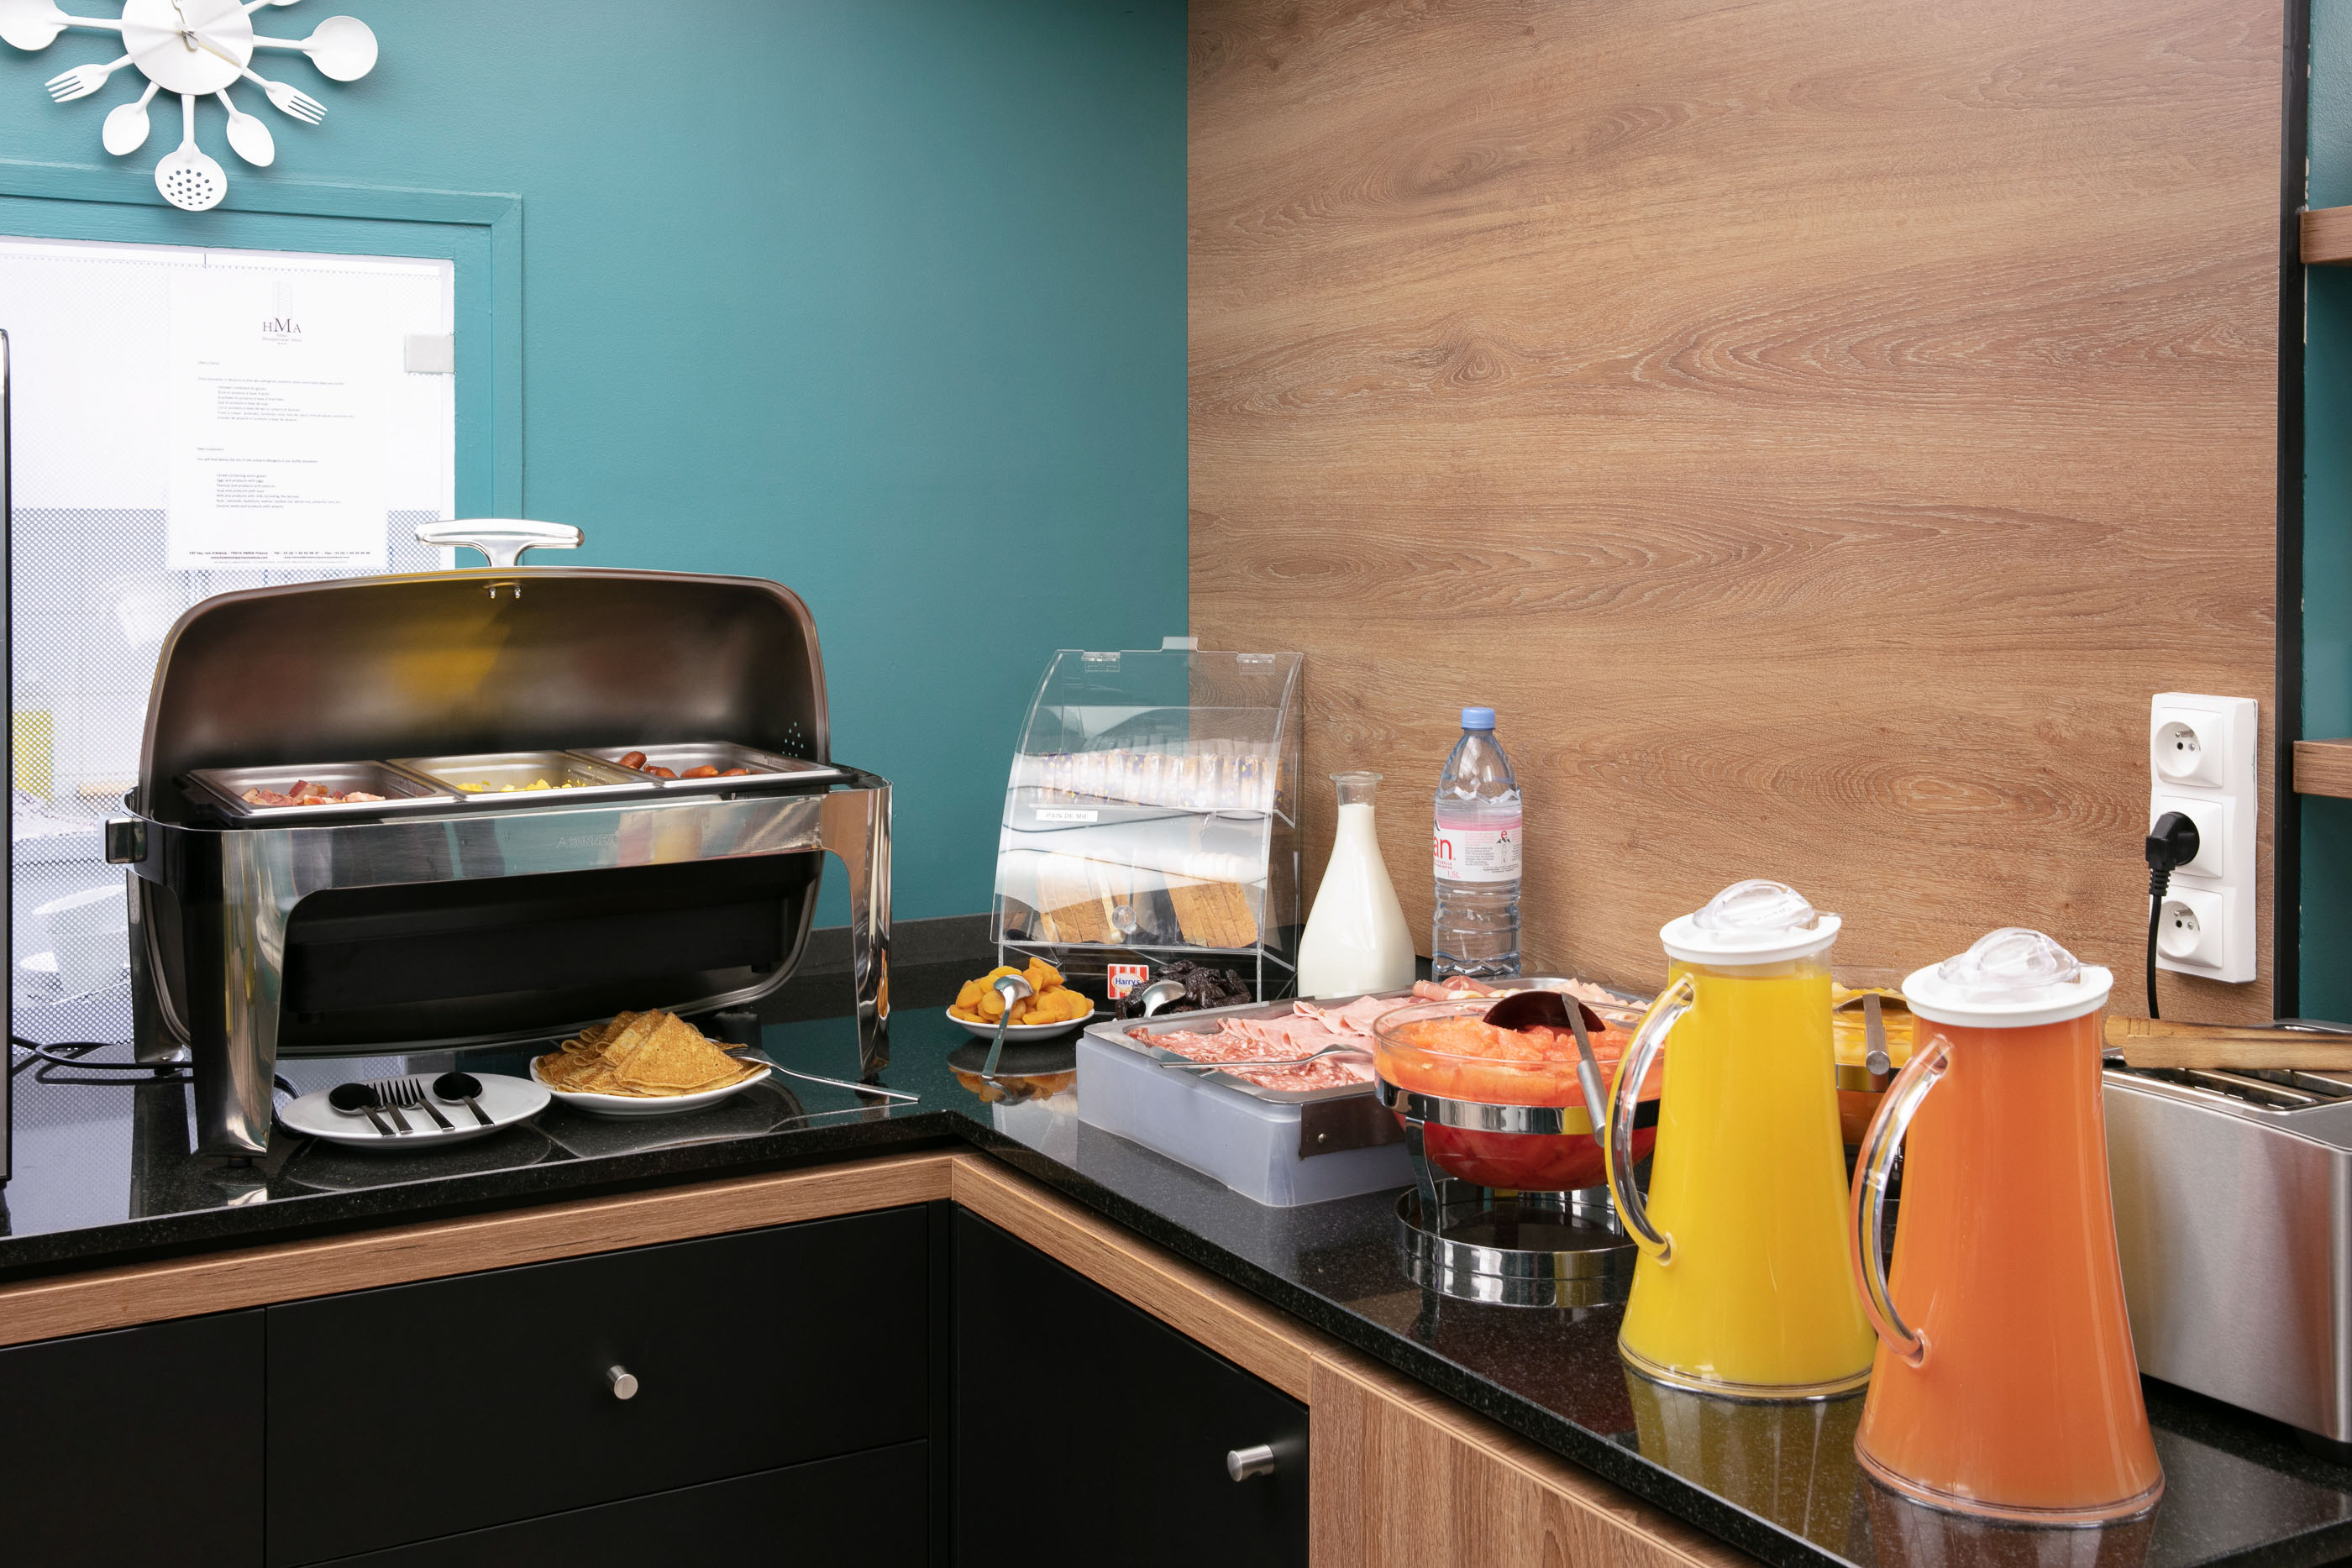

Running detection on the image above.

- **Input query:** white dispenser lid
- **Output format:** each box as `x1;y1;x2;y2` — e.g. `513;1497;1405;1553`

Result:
1660;879;1841;965
1902;927;2113;1028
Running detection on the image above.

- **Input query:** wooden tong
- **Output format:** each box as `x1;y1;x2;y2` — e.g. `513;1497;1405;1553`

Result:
2103;1015;2352;1072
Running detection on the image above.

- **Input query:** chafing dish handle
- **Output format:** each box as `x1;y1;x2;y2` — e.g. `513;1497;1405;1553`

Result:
414;518;583;569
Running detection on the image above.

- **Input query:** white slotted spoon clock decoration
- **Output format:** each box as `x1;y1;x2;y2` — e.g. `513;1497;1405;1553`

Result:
1;0;375;212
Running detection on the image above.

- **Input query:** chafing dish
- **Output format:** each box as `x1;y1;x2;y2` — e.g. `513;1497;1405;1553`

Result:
107;522;890;1157
2105;1064;2352;1452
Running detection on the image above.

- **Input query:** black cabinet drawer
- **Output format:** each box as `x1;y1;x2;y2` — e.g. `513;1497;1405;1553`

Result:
314;1440;927;1565
268;1206;931;1566
0;1309;264;1568
954;1212;1308;1567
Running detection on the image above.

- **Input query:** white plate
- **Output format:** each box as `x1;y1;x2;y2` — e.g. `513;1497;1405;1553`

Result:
529;1057;774;1118
948;1008;1099;1042
280;1073;549;1150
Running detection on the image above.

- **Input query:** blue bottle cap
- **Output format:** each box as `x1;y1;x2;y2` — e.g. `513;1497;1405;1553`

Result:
1460;706;1496;730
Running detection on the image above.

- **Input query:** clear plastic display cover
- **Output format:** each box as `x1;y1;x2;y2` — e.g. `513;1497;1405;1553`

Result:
994;648;1302;999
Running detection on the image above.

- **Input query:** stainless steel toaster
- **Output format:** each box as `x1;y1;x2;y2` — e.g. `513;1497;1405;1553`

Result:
2105;1065;2352;1448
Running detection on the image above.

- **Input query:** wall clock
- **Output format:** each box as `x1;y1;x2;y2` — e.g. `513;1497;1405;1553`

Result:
0;0;376;211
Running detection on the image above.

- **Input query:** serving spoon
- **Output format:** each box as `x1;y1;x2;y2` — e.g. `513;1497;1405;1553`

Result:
328;1081;396;1136
430;1070;495;1127
1483;989;1612;1146
980;973;1034;1079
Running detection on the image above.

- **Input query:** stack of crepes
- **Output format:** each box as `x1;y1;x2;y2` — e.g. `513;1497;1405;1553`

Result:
535;1010;764;1098
1131;978;1614;1093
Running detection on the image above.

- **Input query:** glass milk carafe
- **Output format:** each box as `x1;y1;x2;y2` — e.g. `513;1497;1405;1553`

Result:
1295;771;1415;997
1604;880;1875;1399
1850;929;2161;1523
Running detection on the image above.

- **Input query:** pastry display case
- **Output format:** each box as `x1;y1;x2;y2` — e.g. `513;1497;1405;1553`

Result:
994;647;1301;1000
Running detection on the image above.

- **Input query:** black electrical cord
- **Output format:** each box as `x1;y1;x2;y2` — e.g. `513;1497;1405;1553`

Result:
9;1036;296;1099
2145;812;2202;1020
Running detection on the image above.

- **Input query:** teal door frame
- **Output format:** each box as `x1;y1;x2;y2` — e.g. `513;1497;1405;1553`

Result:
0;157;521;516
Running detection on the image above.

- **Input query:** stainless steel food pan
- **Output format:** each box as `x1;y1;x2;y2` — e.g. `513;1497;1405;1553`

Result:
390;750;657;803
1099;994;1392;1106
185;761;458;820
573;742;845;792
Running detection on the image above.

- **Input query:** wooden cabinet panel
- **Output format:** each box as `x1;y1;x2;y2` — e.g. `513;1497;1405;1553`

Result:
1189;0;2282;1020
312;1441;927;1566
267;1207;932;1566
0;1309;263;1568
955;1210;1309;1566
1310;1353;1748;1568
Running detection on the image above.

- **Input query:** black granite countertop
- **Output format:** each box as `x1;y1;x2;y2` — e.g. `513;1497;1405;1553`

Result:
6;996;2349;1568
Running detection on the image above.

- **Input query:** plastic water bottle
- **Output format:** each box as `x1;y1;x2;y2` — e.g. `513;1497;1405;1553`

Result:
1432;706;1522;978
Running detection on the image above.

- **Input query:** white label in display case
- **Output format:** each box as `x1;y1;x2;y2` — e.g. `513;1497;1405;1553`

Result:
1035;808;1099;823
1434;817;1522;883
166;270;391;570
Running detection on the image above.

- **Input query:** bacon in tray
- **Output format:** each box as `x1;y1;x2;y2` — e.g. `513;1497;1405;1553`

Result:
241;781;386;808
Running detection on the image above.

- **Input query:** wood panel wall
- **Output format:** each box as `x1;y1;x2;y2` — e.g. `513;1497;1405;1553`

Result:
1189;0;2285;1018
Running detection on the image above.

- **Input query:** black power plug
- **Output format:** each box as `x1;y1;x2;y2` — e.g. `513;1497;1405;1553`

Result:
2145;812;2202;1020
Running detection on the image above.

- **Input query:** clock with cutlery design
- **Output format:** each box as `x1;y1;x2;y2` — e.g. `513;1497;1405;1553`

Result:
0;0;375;211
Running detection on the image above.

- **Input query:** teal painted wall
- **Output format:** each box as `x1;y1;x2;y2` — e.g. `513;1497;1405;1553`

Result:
0;0;1188;923
2312;4;2352;1015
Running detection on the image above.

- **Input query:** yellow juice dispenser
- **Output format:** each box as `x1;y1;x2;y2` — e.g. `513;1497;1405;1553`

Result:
1604;879;1875;1399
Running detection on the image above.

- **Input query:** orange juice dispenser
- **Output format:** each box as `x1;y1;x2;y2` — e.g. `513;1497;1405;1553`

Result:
1850;928;2162;1523
1604;880;1875;1399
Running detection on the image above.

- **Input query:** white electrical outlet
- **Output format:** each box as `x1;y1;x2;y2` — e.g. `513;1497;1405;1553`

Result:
2148;693;2257;984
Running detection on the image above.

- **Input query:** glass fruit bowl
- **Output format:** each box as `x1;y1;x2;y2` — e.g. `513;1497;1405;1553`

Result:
1372;998;1663;1191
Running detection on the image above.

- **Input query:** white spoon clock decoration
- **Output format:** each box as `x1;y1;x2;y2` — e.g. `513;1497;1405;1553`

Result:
1;0;375;211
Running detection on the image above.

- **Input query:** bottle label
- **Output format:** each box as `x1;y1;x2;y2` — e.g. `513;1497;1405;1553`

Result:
1434;815;1521;883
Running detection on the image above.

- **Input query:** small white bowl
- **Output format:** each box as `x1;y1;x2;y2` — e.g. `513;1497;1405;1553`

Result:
529;1057;772;1118
948;1007;1098;1042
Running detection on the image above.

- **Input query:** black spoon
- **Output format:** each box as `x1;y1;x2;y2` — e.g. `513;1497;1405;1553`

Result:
328;1082;396;1136
432;1071;496;1127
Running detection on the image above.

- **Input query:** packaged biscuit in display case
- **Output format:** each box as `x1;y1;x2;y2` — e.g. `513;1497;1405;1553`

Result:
995;647;1302;1004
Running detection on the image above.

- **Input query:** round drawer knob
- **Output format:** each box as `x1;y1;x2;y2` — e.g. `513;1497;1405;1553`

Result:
606;1364;638;1401
1226;1444;1277;1482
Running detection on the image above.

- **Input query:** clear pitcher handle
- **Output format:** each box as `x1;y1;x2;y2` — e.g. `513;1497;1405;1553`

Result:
1850;1034;1950;1366
1605;972;1691;1262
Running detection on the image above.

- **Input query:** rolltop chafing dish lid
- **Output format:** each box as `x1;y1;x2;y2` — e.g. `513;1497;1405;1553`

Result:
140;527;828;822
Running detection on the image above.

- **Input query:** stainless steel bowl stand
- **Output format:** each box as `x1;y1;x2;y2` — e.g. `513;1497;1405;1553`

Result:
1384;1075;1638;1308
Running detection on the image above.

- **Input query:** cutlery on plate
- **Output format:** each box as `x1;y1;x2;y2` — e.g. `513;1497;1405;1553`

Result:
727;1053;919;1104
102;78;157;154
45;51;129;102
327;1081;396;1136
432;1071;496;1126
377;1075;454;1131
214;86;272;165
250;13;376;81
